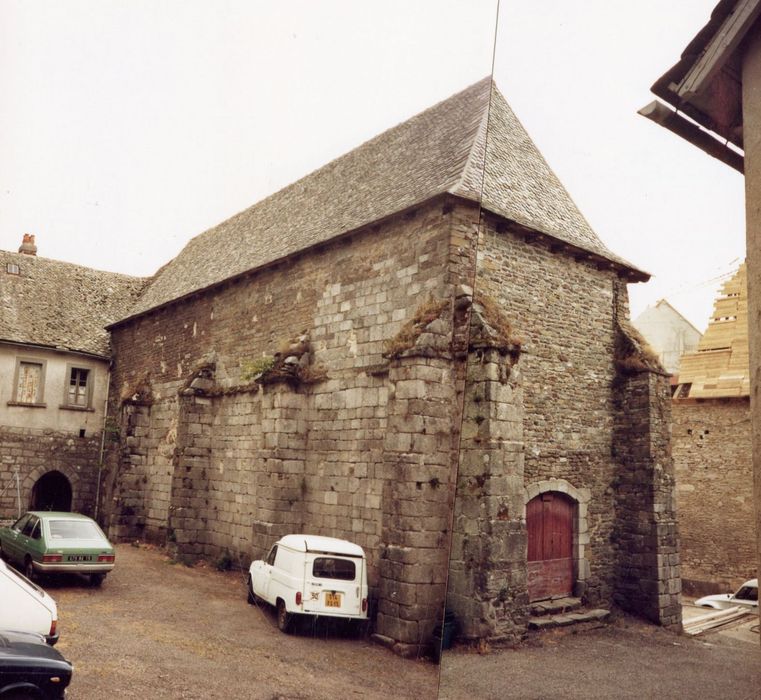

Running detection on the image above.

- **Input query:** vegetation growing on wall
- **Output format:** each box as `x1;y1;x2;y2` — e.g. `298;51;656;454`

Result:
469;292;522;359
616;320;663;373
383;296;449;358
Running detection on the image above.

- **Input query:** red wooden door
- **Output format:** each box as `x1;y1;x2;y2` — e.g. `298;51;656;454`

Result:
526;492;574;601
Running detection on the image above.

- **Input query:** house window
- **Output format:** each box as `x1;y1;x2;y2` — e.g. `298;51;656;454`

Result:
6;263;19;275
14;360;45;404
67;367;91;407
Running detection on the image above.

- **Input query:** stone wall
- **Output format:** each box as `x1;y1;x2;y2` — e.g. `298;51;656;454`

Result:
474;218;622;607
0;426;101;521
672;398;756;593
448;338;527;644
104;196;480;651
612;368;681;628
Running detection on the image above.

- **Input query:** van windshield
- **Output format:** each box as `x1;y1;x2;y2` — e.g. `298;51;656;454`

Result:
312;557;356;581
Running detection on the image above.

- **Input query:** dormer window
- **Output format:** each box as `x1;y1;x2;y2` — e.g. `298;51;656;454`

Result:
6;263;19;275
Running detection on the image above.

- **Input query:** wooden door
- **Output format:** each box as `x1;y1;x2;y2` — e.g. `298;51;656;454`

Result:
526;492;574;601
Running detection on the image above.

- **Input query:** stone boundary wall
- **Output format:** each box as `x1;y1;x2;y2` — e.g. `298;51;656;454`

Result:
672;397;756;594
0;426;101;521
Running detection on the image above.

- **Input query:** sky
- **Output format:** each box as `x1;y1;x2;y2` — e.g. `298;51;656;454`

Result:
0;0;746;331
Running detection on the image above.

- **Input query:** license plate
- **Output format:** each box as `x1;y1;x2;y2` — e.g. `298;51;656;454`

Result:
325;592;341;608
68;555;92;562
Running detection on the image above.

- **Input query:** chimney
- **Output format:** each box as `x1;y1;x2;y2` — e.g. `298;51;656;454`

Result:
18;233;37;256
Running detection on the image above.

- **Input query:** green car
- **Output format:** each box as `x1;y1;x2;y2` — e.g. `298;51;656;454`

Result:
0;512;115;586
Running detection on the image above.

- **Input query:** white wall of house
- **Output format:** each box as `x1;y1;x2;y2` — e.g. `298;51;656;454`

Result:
0;342;109;436
633;300;702;376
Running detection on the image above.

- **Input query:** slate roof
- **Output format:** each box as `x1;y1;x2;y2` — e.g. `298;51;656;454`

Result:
121;78;645;323
0;250;145;357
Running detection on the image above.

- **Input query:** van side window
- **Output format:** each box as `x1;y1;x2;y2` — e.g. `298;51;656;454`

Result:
266;545;278;566
313;557;356;581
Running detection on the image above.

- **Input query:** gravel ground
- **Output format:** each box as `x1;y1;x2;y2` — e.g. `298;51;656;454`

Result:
439;615;761;700
49;543;438;700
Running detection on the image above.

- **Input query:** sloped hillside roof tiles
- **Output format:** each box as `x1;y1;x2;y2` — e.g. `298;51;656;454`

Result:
121;78;644;322
0;250;146;357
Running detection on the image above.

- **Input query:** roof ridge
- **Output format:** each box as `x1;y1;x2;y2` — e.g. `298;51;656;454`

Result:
451;78;493;199
0;248;145;282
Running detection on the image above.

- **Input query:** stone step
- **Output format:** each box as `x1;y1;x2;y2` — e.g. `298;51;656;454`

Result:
527;608;610;630
529;596;582;616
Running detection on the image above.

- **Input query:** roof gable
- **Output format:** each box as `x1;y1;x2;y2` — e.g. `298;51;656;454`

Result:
121;78;643;323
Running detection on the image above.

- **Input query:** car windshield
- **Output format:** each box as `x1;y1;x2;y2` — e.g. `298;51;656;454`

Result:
734;585;758;602
48;520;104;541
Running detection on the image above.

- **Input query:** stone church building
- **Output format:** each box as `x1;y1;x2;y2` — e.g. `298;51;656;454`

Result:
63;78;681;655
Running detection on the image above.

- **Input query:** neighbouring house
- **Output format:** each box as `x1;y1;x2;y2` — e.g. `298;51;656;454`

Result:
0;235;144;521
641;0;761;588
632;299;702;378
100;77;681;654
671;263;755;594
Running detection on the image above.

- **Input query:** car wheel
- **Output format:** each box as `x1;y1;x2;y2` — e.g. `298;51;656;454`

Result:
247;576;256;605
3;690;38;700
23;556;35;581
276;599;292;633
90;573;106;587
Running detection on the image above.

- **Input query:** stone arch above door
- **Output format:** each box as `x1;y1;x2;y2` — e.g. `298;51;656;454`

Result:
24;466;79;513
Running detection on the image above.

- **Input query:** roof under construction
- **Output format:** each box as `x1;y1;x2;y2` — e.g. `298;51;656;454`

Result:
677;262;749;398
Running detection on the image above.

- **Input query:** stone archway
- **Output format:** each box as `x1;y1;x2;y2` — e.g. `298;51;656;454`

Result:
524;479;591;599
30;470;73;512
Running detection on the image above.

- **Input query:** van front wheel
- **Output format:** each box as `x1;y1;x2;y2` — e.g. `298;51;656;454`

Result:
276;600;292;633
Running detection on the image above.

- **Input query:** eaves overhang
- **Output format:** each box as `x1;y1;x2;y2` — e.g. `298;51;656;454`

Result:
640;0;761;170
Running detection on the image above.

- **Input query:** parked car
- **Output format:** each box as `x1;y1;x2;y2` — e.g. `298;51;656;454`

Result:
0;558;59;645
0;630;72;699
694;579;758;610
0;511;115;586
248;534;369;632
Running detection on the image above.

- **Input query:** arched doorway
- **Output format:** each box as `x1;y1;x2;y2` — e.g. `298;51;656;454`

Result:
30;471;72;512
526;491;575;601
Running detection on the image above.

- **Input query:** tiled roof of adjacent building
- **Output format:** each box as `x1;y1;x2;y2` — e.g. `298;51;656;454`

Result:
120;78;645;323
0;249;146;357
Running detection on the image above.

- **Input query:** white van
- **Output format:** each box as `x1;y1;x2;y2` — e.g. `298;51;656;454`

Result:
0;558;59;645
248;534;369;632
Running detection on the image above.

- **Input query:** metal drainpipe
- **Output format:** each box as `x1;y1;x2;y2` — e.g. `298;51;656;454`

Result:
94;365;112;521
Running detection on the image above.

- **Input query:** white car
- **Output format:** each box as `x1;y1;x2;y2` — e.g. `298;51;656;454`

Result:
0;558;59;645
247;534;369;632
694;579;758;610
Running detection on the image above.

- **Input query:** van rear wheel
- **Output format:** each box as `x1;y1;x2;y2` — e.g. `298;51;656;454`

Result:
276;600;292;633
